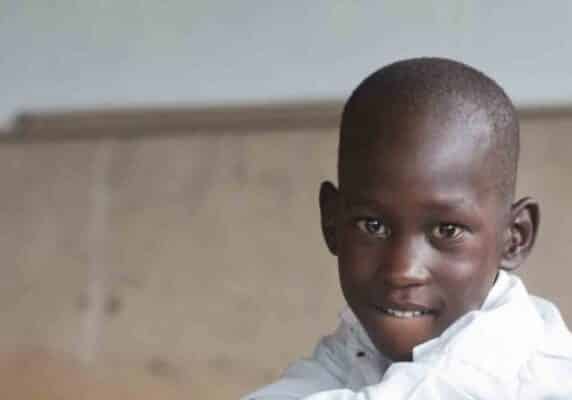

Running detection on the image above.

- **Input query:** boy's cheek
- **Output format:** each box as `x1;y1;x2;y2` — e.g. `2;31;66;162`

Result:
338;229;382;261
338;248;380;281
436;260;498;309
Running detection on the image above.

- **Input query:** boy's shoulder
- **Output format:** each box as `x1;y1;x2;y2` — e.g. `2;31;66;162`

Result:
241;309;389;399
529;294;572;356
416;273;572;369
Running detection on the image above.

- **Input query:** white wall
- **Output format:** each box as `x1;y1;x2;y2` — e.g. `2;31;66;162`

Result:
2;1;572;126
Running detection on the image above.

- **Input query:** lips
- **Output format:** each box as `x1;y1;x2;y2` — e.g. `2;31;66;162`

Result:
372;300;438;319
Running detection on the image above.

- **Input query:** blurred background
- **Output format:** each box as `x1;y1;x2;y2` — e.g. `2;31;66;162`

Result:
1;1;572;398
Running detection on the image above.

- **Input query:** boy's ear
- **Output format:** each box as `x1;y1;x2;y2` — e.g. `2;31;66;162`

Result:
319;181;340;256
500;197;540;271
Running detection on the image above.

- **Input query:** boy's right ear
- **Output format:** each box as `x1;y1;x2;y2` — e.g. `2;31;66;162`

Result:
319;181;340;256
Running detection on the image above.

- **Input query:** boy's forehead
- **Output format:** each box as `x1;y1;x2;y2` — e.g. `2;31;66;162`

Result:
347;91;492;140
339;99;506;209
342;99;495;172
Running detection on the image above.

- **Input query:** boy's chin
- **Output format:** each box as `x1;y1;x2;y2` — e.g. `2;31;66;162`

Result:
380;346;414;362
376;339;421;363
375;336;425;362
363;313;440;362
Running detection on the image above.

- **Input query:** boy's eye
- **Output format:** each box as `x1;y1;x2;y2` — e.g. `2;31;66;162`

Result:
356;218;391;238
431;223;465;240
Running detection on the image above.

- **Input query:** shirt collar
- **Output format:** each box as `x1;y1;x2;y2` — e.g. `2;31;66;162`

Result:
413;271;544;378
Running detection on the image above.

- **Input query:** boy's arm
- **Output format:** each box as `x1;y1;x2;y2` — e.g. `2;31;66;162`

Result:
300;362;484;400
268;361;508;400
245;348;508;400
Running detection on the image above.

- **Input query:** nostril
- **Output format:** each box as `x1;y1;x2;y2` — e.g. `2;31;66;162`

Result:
384;274;427;289
381;259;431;288
379;238;431;287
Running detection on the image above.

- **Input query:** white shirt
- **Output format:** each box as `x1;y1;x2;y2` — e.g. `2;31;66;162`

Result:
242;271;572;399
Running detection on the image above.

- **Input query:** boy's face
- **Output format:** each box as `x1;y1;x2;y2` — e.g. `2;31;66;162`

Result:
324;105;510;361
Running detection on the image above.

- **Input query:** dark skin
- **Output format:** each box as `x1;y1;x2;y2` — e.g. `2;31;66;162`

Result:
319;99;540;362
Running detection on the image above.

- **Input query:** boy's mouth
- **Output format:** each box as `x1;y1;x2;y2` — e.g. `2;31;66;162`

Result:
372;300;437;319
380;307;433;318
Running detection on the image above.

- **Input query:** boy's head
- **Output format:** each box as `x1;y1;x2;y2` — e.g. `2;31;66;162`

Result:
319;58;540;362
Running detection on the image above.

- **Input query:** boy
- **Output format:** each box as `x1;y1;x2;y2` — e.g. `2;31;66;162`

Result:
243;58;572;399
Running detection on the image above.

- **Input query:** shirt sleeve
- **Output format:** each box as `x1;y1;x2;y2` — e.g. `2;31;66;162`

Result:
300;362;479;400
245;354;513;400
241;325;350;400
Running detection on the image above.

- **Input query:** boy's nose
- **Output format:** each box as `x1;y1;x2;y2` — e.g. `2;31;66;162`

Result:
381;236;431;288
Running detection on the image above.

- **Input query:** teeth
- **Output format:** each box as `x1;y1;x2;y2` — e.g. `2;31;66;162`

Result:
383;308;427;318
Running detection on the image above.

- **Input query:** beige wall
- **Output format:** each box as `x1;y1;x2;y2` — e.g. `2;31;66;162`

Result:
0;112;571;398
516;115;572;313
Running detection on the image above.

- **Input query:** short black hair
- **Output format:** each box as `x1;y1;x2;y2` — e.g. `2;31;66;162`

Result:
339;57;519;206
